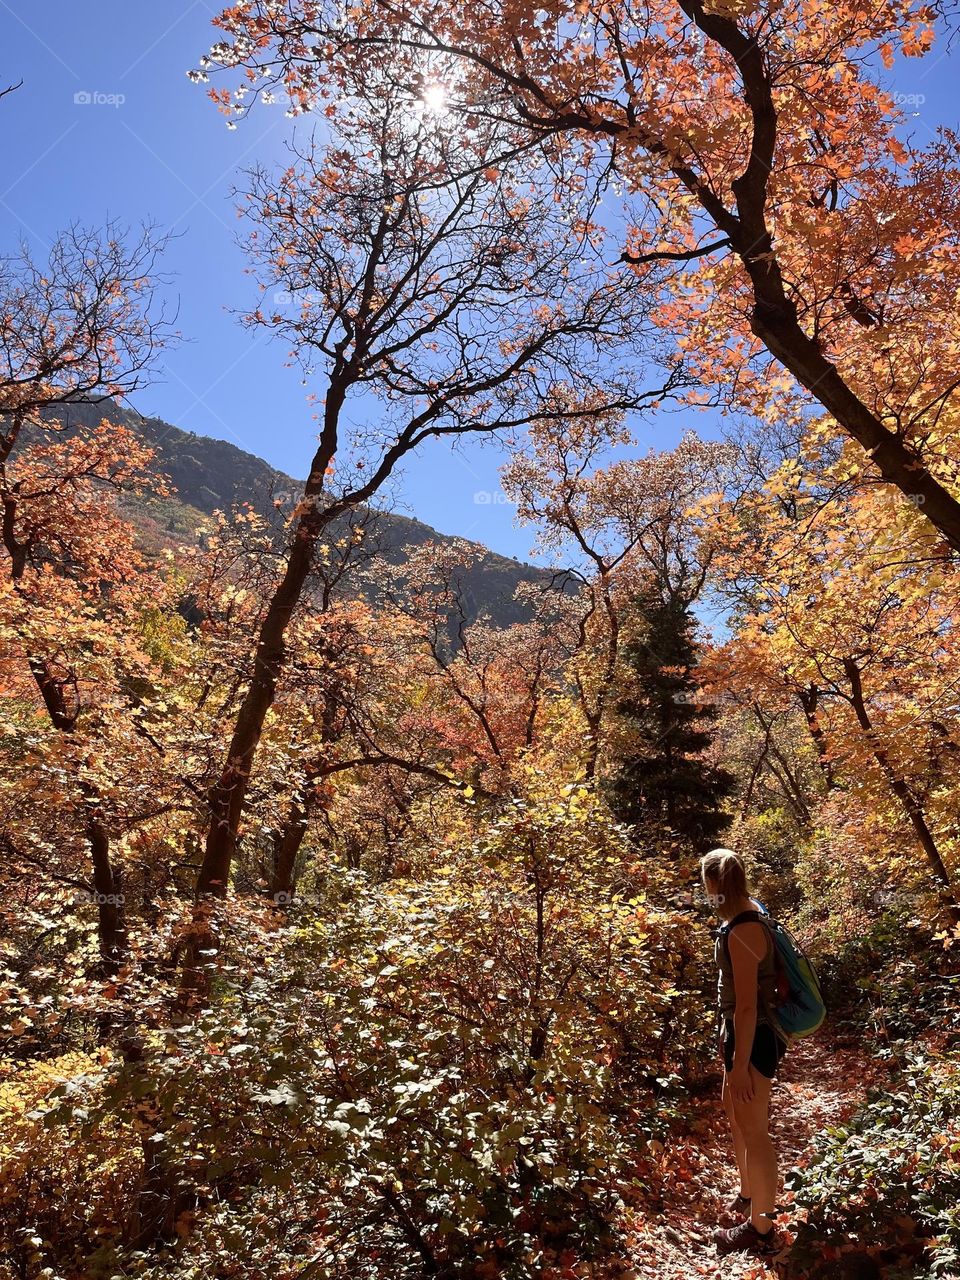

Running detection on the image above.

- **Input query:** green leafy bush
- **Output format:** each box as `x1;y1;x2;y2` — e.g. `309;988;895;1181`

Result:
813;904;960;1046
1;788;714;1279
788;1049;960;1280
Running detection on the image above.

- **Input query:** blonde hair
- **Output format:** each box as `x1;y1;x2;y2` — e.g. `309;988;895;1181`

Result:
700;847;749;905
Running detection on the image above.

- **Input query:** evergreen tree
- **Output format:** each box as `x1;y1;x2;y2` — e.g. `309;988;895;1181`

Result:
606;595;734;845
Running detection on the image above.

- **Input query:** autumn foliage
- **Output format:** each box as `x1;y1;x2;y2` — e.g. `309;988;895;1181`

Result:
2;2;960;1277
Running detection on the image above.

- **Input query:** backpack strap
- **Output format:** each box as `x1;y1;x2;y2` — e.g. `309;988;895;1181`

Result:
726;909;763;931
721;910;780;1025
720;909;764;955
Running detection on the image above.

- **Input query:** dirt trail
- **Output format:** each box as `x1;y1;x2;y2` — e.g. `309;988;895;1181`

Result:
621;1041;878;1280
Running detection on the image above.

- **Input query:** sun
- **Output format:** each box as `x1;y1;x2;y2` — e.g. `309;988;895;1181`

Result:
419;82;448;114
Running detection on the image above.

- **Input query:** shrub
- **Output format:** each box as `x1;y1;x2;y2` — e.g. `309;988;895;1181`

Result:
788;1049;960;1279
814;908;960;1046
0;1051;140;1276
0;785;715;1279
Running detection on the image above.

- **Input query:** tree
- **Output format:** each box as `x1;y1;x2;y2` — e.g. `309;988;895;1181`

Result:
193;82;660;912
712;442;960;903
0;226;174;969
199;0;960;552
503;424;730;780
382;539;575;792
606;592;734;845
0;223;173;438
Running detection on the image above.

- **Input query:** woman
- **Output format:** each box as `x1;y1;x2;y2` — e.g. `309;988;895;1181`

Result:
701;847;786;1259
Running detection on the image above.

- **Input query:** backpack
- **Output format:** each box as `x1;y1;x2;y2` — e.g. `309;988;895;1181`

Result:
722;907;826;1043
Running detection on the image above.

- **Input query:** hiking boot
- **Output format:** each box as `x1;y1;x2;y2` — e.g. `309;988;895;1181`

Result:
714;1218;781;1258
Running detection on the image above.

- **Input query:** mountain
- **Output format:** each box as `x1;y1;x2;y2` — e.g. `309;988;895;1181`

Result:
36;397;561;628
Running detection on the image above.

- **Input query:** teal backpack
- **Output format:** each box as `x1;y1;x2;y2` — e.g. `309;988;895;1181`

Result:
723;906;826;1042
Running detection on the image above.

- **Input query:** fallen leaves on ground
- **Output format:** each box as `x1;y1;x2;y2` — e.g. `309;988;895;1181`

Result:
619;1041;883;1279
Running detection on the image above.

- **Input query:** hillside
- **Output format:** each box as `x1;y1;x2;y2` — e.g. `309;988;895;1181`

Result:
37;397;562;628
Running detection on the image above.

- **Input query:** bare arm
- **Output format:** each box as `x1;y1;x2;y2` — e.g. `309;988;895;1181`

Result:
729;921;767;1086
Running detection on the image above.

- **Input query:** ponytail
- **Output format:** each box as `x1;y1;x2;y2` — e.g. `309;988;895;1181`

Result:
700;847;749;905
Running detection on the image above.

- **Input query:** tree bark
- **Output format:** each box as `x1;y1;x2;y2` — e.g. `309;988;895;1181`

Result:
199;501;327;894
797;686;836;791
181;382;349;996
2;425;128;971
270;789;310;902
752;309;960;552
197;372;347;897
842;657;956;897
673;1;960;553
88;812;126;972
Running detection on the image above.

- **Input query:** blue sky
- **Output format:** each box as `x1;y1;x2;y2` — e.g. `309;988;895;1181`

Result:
1;2;957;563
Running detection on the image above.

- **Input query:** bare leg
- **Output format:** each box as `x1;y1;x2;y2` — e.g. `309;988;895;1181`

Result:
721;1071;751;1198
732;1066;777;1233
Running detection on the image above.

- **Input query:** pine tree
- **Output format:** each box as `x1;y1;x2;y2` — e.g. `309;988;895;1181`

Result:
606;595;734;845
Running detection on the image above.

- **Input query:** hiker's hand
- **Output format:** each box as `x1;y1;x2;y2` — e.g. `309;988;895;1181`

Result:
728;1064;754;1103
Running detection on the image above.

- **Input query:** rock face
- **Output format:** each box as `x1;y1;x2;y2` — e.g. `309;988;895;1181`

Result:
34;397;567;628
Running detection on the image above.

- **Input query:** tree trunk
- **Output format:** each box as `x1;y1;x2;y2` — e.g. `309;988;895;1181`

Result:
199;499;327;895
797;686;835;790
740;713;773;819
752;309;960;553
197;379;350;896
752;705;814;827
842;657;956;898
581;576;619;781
27;655;126;972
269;790;310;903
88;812;126;973
2;440;128;973
527;866;549;1068
184;386;347;994
672;0;960;553
178;499;325;998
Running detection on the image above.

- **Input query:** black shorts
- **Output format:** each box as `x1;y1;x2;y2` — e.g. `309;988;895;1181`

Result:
722;1021;787;1079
